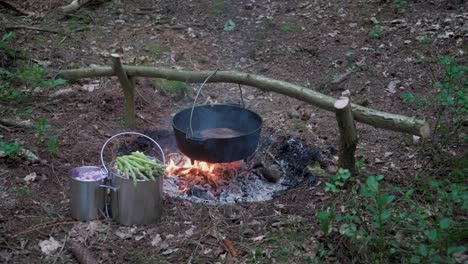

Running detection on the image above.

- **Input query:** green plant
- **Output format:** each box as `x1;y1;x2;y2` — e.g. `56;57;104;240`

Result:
0;64;65;101
34;117;51;141
324;168;353;192
11;186;32;198
368;25;384;39
0;32;17;57
355;158;366;174
419;36;433;44
17;64;66;90
66;17;92;31
401;92;430;107
317;206;336;234
0;141;22;158
153;79;189;97
224;19;236;31
211;0;230;14
145;43;169;59
394;0;409;13
279;23;303;33
47;136;59;155
315;172;467;263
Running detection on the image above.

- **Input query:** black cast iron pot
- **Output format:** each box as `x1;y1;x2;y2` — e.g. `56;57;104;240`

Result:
172;104;262;163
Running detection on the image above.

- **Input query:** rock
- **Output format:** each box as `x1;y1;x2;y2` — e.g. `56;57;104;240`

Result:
300;109;312;121
355;97;369;106
386;80;400;94
259;164;283;183
21;149;40;163
287;108;300;119
325;165;338;175
50;88;75;97
24;172;37;184
244;3;253;10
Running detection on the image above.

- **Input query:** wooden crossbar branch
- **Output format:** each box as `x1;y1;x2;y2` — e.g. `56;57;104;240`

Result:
58;65;430;138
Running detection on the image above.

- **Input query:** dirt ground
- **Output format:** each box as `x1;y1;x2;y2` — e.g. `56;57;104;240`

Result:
0;0;466;263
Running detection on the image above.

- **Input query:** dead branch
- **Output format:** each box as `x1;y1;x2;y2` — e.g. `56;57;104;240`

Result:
222;239;238;257
57;66;430;137
0;1;30;16
70;241;99;264
11;221;78;238
4;25;58;34
0;118;33;129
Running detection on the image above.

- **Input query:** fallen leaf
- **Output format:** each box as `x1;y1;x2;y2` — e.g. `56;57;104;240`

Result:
151;234;162;247
252;235;265;242
161;248;179;255
115;227;136;239
185;226;195;237
24;172;37;183
386;80;400;94
39;237;61;256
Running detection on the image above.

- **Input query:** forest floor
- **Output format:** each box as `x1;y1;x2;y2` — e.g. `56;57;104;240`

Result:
0;0;467;263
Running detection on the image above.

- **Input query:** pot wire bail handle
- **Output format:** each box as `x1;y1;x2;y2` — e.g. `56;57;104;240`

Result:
100;131;166;174
189;69;219;137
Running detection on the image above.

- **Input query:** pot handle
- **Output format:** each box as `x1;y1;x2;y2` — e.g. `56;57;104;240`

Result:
100;132;166;174
188;70;246;137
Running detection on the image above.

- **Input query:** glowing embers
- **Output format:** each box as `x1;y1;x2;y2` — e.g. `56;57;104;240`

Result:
166;153;244;190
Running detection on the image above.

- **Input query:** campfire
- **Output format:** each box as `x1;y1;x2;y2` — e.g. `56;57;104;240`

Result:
166;153;244;192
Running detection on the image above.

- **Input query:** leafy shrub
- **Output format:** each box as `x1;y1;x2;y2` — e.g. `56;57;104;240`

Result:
0;141;22;158
279;23;303;33
0;32;16;57
145;43;169;59
394;0;410;13
325;168;353;193
0;64;65;101
153;79;189;98
369;25;384;39
316;173;467;262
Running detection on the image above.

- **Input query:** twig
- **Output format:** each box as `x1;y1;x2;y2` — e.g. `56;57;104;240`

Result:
52;236;68;264
0;0;30;16
11;221;78;238
222;239;238;257
56;36;67;48
0;124;12;131
5;25;58;34
0;118;33;129
241;61;260;70
70;241;99;264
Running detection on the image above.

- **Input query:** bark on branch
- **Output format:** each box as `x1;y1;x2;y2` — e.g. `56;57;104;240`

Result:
111;54;136;128
335;97;358;175
57;66;430;137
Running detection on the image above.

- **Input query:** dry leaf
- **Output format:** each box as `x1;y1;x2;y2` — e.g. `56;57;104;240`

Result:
39;237;61;256
151;234;162;247
24;172;37;183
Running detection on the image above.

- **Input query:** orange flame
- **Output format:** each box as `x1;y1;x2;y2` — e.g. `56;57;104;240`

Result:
166;154;243;188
